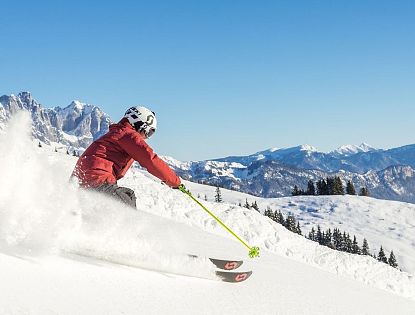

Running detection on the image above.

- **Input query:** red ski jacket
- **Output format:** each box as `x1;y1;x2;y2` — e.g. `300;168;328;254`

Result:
72;118;181;188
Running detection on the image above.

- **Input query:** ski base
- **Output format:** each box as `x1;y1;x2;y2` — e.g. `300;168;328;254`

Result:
209;258;243;270
215;270;253;283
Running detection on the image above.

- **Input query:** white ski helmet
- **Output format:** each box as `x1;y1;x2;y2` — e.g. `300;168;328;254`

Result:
124;106;157;138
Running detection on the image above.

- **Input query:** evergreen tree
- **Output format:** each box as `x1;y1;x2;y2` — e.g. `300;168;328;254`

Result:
284;214;297;232
308;227;316;241
326;177;335;195
361;238;370;256
243;199;251;209
306;180;316;196
251;201;260;212
333;176;344;195
316;180;322;195
264;206;273;219
316;179;328;195
333;228;345;250
377;246;388;263
316;225;323;244
214;186;223;203
337;230;346;252
359;187;369;196
295;222;302;236
339;232;347;251
292;185;300;196
345;233;353;253
352;235;361;254
275;210;285;225
346;180;356;195
388;251;398;268
324;228;334;248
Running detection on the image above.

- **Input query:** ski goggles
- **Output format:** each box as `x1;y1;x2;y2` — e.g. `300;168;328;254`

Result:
147;127;156;138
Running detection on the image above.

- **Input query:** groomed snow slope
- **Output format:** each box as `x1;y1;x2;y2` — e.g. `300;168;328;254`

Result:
1;113;415;315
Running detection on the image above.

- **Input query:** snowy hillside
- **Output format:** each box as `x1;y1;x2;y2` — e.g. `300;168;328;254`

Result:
182;182;415;275
1;112;415;314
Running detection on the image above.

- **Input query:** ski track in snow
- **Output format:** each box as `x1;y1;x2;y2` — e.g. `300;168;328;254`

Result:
1;113;415;314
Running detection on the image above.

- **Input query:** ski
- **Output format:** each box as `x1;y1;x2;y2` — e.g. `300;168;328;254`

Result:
66;250;252;283
209;258;244;271
188;254;243;271
215;270;253;283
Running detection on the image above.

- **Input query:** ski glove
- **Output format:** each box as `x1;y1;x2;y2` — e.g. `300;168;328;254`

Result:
173;183;186;191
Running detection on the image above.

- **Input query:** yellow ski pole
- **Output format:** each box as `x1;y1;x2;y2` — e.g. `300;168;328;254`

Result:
179;185;260;258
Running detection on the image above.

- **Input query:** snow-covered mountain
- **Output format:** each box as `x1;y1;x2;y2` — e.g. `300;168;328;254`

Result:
211;143;415;173
168;159;415;203
164;142;415;203
1;113;414;314
331;142;378;156
2;92;415;204
0;92;111;149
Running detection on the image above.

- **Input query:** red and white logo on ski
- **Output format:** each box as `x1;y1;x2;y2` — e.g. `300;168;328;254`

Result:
224;262;238;270
235;273;248;282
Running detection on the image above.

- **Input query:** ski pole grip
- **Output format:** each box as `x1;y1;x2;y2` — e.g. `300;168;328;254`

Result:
178;184;189;194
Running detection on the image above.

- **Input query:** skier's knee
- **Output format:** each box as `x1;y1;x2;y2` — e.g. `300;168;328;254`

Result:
114;186;137;209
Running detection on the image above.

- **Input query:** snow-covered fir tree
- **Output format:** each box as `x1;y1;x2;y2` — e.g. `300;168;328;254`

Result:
361;238;370;256
308;227;316;241
388;251;399;268
316;225;323;244
214;186;222;203
295;222;302;236
352;235;361;254
378;246;388;263
264;206;273;218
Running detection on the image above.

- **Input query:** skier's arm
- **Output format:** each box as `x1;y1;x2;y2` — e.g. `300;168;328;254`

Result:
118;133;181;187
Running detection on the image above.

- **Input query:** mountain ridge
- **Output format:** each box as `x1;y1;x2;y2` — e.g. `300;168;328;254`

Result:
0;91;111;149
1;91;414;203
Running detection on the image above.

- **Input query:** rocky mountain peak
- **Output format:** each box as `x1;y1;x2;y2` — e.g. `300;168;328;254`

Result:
0;92;112;149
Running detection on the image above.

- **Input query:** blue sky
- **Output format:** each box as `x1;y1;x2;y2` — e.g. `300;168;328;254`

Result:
1;0;414;161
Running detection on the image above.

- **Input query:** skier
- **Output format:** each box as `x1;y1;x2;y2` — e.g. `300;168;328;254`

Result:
71;106;183;208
